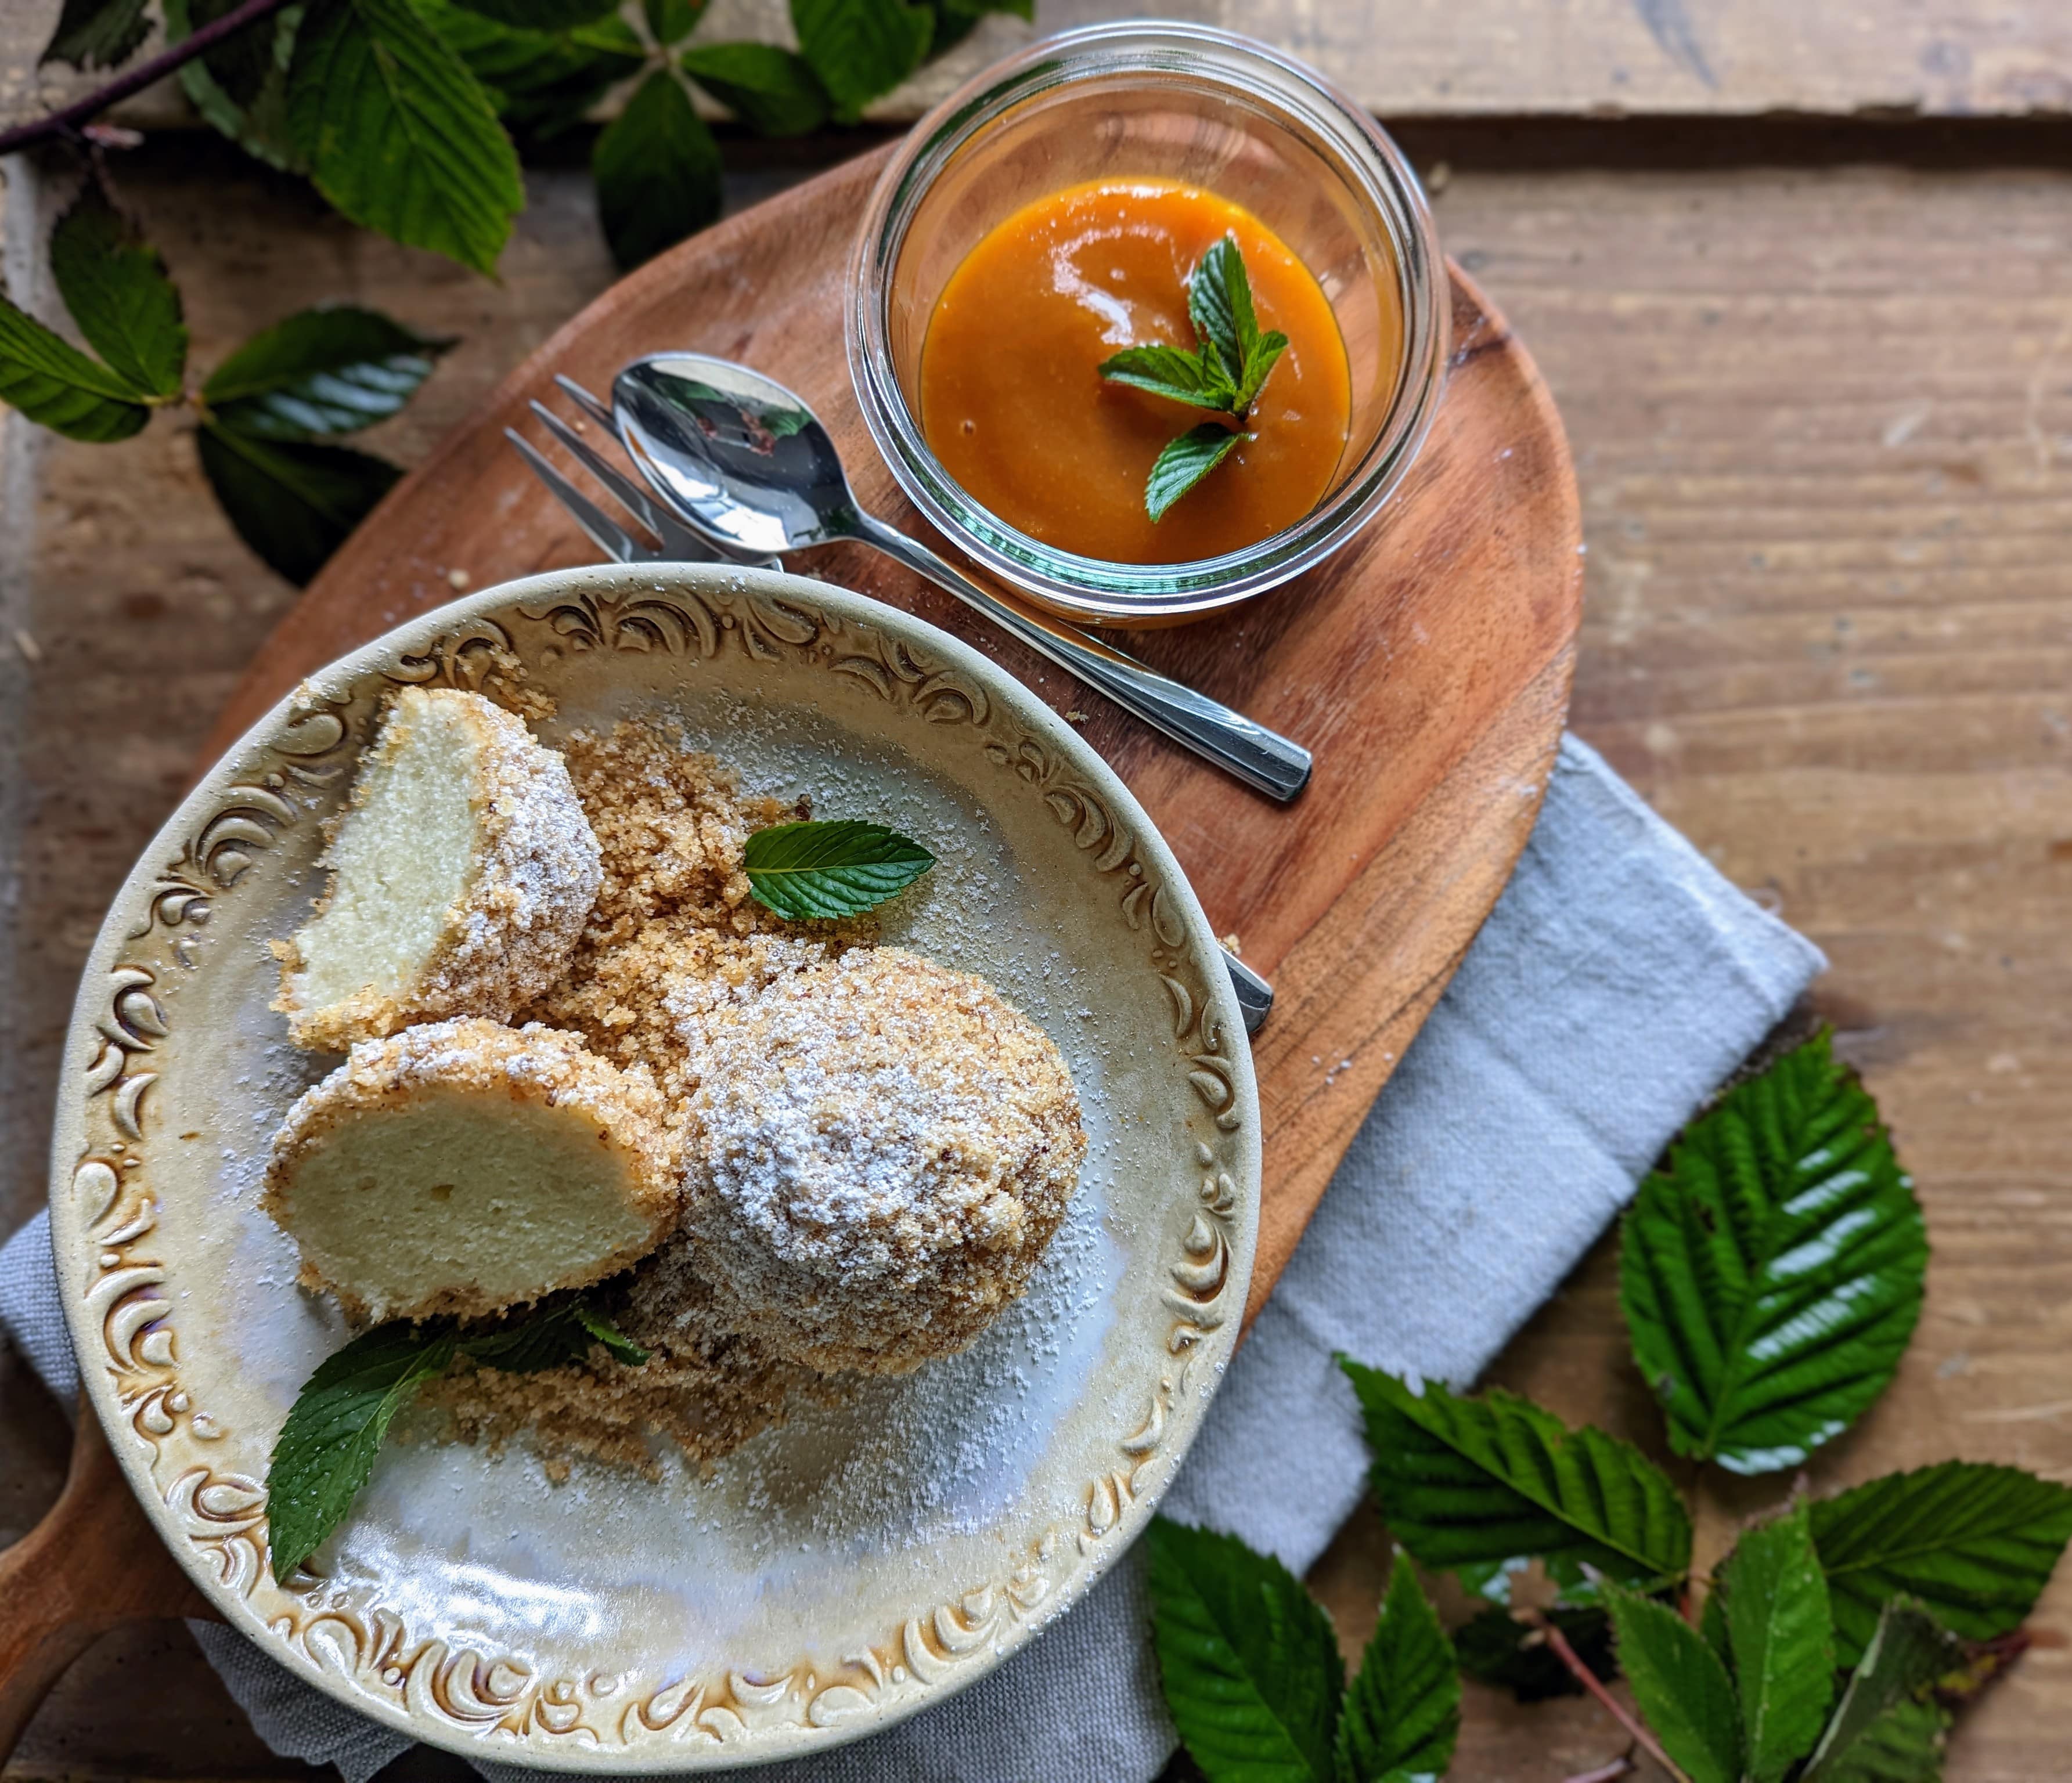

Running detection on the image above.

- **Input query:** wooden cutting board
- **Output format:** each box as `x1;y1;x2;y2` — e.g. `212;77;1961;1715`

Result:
203;143;1582;1329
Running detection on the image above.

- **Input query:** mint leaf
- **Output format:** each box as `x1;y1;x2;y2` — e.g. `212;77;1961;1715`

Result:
743;820;935;919
1188;234;1259;391
1147;1518;1342;1783
417;0;643;138
460;1298;649;1372
593;70;722;271
1808;1461;2072;1667
0;298;151;441
1238;329;1290;411
1717;1503;1836;1782
1801;1598;1961;1783
206;306;452;438
1605;1586;1743;1783
1342;1361;1692;1598
197;423;402;585
574;1302;651;1365
1620;1027;1926;1474
41;0;149;69
1145;423;1246;523
443;0;617;26
1334;1550;1458;1783
168;0;308;173
48;185;186;402
268;1321;456;1580
790;0;932;124
289;0;525;277
1455;1604;1616;1702
680;42;830;137
1098;342;1235;412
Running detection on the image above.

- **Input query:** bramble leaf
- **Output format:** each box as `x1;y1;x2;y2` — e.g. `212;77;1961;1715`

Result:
167;0;308;172
442;0;617;27
1808;1462;2072;1667
206;306;452;438
289;0;525;276
790;0;932;123
41;0;150;70
680;42;830;136
1342;1361;1692;1598
0;298;150;441
1333;1551;1458;1783
743;820;935;919
1717;1503;1835;1782
1454;1604;1616;1702
197;423;402;584
49;184;187;400
592;70;723;271
1605;1585;1743;1783
1801;1598;1961;1783
927;0;1032;53
417;0;644;138
1621;1028;1926;1474
1148;1517;1342;1783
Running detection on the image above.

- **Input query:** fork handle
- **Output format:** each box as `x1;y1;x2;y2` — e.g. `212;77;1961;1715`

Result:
850;515;1312;803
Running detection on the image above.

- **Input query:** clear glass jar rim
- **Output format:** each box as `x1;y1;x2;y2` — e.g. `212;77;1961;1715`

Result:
845;20;1450;622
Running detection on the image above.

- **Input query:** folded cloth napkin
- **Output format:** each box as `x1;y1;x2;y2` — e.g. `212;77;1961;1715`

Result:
0;734;1824;1783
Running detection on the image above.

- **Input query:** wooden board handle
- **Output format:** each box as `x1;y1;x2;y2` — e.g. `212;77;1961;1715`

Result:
0;1407;215;1762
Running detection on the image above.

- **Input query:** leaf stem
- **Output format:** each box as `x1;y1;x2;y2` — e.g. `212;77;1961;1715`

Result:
1561;1757;1637;1783
1535;1617;1692;1783
0;0;294;158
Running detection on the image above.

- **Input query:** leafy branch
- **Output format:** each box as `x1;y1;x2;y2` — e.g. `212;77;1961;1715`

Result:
1151;1031;2072;1783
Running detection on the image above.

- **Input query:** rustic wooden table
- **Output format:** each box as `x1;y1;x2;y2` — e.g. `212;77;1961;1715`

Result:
3;3;2068;1778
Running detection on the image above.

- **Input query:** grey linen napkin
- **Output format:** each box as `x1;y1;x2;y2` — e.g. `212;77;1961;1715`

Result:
1;734;1824;1782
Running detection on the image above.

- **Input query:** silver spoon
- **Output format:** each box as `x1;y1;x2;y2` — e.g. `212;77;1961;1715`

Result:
611;353;1313;804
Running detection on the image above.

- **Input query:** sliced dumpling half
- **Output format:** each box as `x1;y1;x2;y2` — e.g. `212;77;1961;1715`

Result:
263;1020;680;1325
276;687;601;1052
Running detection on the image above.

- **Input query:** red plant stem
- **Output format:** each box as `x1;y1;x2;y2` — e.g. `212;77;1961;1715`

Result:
1541;1620;1692;1783
0;0;294;157
1562;1759;1637;1783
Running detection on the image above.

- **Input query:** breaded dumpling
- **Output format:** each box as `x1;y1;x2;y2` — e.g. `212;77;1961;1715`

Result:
276;688;601;1052
680;948;1086;1374
262;1020;678;1324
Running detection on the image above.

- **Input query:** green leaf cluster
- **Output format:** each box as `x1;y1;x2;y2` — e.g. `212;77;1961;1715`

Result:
1148;1520;1459;1783
266;1295;646;1580
743;818;936;919
1098;234;1291;521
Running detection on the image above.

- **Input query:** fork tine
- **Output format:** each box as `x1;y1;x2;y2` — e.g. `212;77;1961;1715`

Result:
553;374;615;431
505;428;659;565
528;399;721;564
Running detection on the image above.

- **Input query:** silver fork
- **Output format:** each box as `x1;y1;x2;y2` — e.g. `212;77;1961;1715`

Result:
506;380;1275;1035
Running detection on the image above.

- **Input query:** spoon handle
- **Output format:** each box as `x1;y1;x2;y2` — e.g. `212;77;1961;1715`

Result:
850;515;1312;803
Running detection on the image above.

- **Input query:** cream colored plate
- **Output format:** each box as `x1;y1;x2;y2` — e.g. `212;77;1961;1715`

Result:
50;565;1260;1771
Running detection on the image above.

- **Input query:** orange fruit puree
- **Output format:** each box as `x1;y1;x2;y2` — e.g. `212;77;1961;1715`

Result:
919;178;1353;565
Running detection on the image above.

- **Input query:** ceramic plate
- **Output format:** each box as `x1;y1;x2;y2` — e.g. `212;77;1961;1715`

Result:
50;565;1260;1771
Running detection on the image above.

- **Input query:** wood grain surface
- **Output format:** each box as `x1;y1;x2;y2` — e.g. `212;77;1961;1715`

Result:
2;102;2070;1783
200;143;1584;1321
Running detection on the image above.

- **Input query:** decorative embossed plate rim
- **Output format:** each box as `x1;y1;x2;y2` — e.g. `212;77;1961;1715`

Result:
49;564;1261;1771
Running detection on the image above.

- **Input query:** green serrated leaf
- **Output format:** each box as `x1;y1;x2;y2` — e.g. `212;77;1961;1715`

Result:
1717;1503;1836;1782
1238;330;1289;412
790;0;932;123
742;820;935;919
1188;234;1259;392
289;0;525;277
1806;1694;1950;1783
205;306;452;438
679;42;830;136
267;1321;455;1580
416;0;642;137
1333;1551;1458;1783
1620;1027;1926;1474
592;71;722;271
1342;1361;1692;1598
197;423;402;584
643;0;704;42
1808;1462;2072;1668
1145;423;1246;523
442;0;617;27
40;0;150;69
1801;1598;1960;1783
1098;342;1235;413
926;0;1030;52
168;0;309;173
1148;1518;1342;1783
460;1298;649;1372
49;185;187;401
1605;1586;1743;1783
0;297;151;441
1700;1583;1732;1676
1454;1604;1616;1703
573;1302;650;1365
